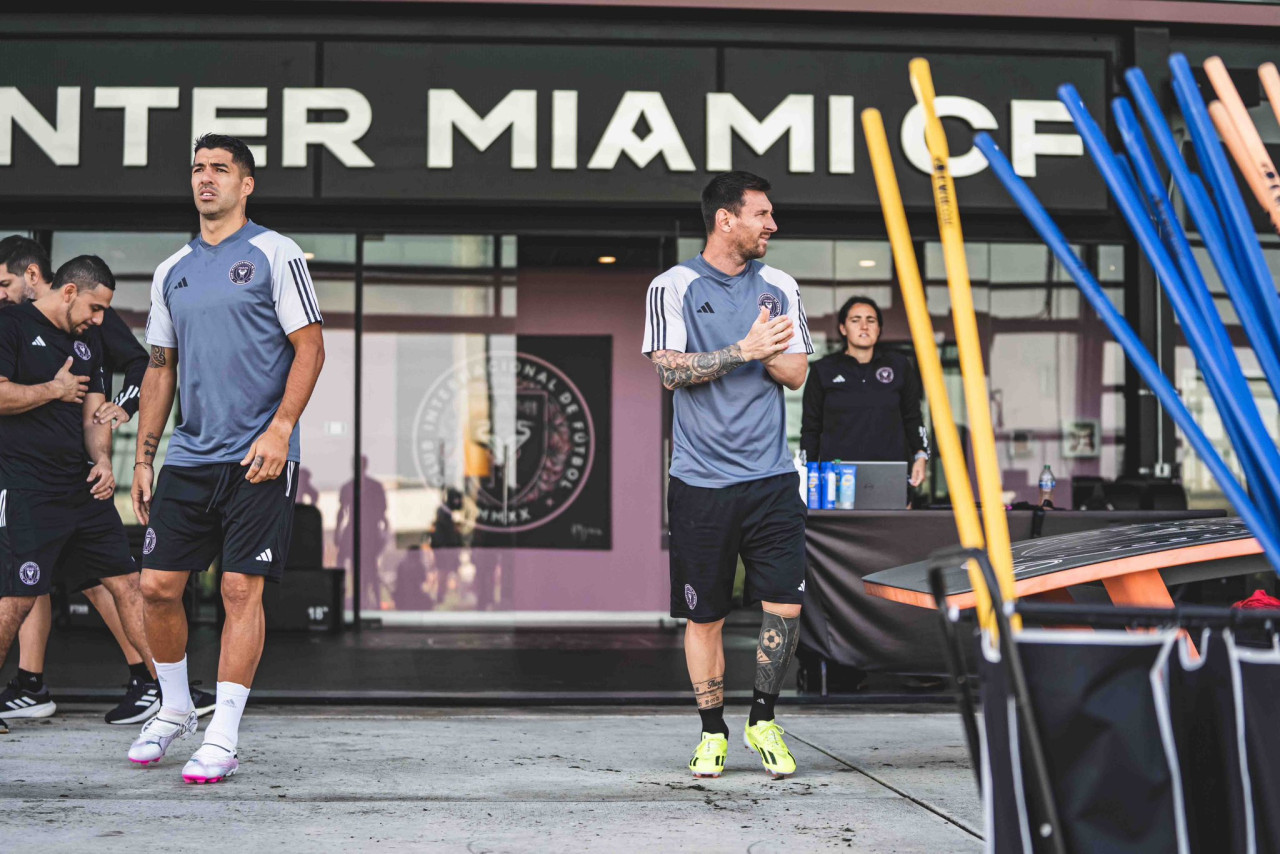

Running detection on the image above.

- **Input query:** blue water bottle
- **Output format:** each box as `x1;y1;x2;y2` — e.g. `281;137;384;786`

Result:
821;461;838;509
1038;465;1056;507
807;462;820;509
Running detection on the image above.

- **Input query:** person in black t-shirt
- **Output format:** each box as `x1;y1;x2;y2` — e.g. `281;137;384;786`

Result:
0;238;205;726
0;255;154;734
800;295;930;489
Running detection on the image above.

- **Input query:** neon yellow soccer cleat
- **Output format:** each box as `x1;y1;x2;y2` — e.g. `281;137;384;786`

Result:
744;720;797;778
688;731;728;778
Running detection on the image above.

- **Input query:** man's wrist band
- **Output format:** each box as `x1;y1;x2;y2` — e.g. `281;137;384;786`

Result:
134;461;153;468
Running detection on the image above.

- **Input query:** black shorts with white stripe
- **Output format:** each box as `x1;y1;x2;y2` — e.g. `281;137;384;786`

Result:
143;461;297;581
0;487;136;597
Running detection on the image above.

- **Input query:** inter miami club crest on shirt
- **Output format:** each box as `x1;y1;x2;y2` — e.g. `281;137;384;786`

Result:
413;351;596;533
876;366;895;384
684;584;697;609
229;260;255;285
757;293;782;319
143;528;157;555
74;341;91;361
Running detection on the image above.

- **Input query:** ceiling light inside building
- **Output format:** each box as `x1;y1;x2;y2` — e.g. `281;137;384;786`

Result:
598;255;617;265
304;252;316;260
859;259;876;268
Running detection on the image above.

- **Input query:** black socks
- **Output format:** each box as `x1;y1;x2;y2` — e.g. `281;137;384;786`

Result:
749;689;778;726
17;668;43;692
128;661;151;683
698;705;729;736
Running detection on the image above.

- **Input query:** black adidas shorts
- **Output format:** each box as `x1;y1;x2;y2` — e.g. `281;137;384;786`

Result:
668;472;807;623
144;461;297;581
0;488;137;597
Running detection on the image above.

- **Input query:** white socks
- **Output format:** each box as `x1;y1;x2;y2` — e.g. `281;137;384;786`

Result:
154;657;193;717
203;681;251;752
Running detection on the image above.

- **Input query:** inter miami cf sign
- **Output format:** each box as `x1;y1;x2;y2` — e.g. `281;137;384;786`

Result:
411;335;612;550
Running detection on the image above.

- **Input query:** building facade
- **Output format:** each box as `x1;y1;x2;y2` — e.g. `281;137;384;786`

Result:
3;3;1277;619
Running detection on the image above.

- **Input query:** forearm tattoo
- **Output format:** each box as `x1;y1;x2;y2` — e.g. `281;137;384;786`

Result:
141;431;159;461
650;346;745;390
692;675;725;710
148;346;167;368
754;612;801;695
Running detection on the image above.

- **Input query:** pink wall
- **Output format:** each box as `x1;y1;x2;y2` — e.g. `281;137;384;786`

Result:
510;269;669;611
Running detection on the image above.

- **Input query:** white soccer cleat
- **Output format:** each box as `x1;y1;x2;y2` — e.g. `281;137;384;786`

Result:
182;743;239;784
127;709;198;765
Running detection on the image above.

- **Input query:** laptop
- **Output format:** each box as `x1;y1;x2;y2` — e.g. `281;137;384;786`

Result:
848;461;909;510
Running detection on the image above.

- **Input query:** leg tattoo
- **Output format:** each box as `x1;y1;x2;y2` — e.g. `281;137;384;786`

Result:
693;675;725;709
754;612;801;695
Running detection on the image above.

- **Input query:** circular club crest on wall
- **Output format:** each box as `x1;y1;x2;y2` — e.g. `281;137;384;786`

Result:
413;352;595;534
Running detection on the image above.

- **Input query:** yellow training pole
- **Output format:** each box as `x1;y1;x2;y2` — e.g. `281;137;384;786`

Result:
909;57;1019;623
862;108;995;633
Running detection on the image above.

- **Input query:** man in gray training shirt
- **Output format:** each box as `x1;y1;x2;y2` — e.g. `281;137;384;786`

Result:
126;134;325;784
643;171;812;779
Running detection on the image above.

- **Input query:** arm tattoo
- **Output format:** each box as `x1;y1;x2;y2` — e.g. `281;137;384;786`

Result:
692;675;725;710
754;612;801;696
148;346;167;368
142;431;159;460
649;345;745;390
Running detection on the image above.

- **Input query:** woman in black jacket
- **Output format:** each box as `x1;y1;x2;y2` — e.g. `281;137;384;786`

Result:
800;295;929;487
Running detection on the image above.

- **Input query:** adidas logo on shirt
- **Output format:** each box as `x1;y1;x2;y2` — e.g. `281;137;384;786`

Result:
831;375;845;383
31;336;45;347
175;278;188;289
255;549;273;563
695;302;715;314
798;580;806;592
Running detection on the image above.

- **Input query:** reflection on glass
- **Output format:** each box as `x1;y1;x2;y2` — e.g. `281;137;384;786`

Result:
51;231;192;275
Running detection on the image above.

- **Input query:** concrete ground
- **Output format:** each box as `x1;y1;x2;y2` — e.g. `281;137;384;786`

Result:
0;706;982;853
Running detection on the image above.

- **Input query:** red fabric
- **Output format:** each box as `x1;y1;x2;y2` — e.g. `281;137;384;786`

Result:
1232;589;1280;610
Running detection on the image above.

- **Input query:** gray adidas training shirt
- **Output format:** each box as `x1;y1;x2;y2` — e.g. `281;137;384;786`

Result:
642;254;813;488
146;220;323;467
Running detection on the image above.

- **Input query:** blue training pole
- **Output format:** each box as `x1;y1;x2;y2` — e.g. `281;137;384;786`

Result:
1169;54;1280;369
1058;83;1280;530
973;132;1280;575
1125;67;1280;407
1110;97;1280;523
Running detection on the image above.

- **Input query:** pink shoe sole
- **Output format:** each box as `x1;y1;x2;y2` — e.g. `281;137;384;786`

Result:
129;758;161;766
182;775;224;784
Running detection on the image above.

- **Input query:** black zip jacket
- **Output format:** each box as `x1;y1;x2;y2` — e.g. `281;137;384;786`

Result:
800;349;929;464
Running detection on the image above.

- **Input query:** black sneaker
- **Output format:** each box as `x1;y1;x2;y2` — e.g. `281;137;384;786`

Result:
0;678;56;719
104;678;161;725
190;682;216;718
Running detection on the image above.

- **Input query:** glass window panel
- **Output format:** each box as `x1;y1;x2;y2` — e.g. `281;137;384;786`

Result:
500;235;518;269
363;283;497;317
1098;244;1125;282
989;244;1049;284
925;241;989;282
677;237;702;260
834;241;893;280
292;233;356;264
363;235;496;268
51;231;191;275
833;285;894;313
755;239;834;280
